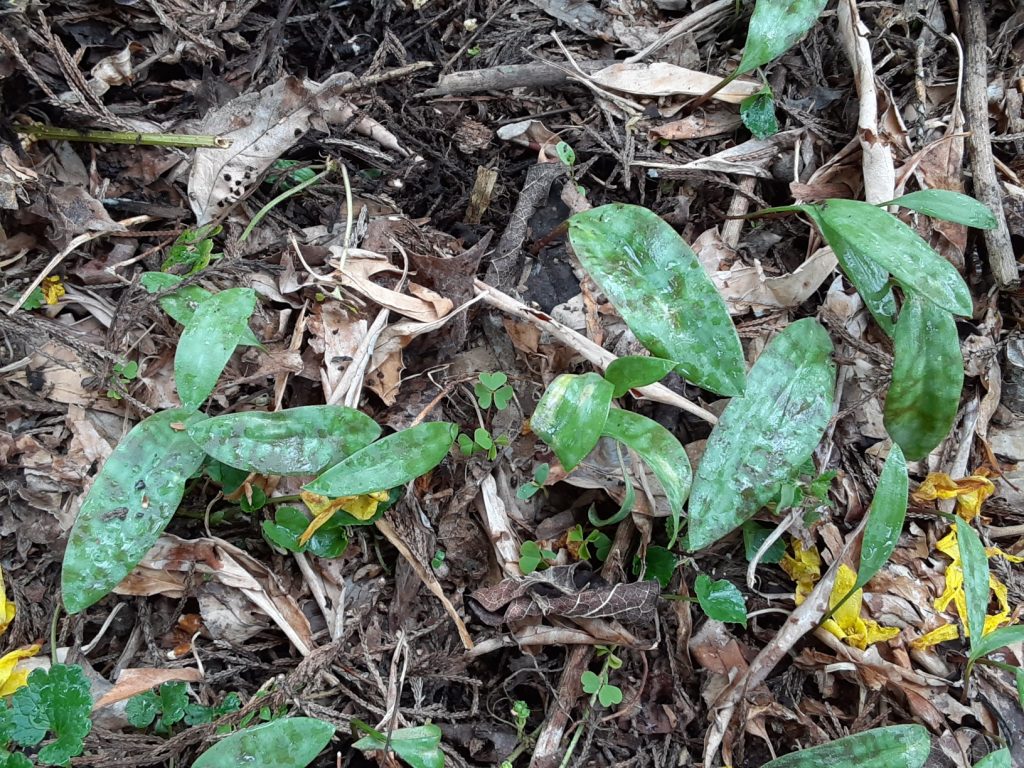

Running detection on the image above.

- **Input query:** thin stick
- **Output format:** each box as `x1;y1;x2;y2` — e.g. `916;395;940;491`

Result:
16;123;231;148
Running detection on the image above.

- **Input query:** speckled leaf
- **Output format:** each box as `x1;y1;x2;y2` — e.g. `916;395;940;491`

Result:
175;287;257;411
188;406;381;476
762;725;931;768
603;356;677;398
737;0;828;76
531;373;613;471
353;724;444;768
141;273;260;346
956;519;989;652
192;718;334;768
687;319;835;551
739;87;778;139
887;190;998;230
805;199;972;316
883;294;963;460
568;205;746;396
832;246;897;336
62;409;207;614
973;749;1011;768
303;422;457;498
602;408;691;546
855;444;908;591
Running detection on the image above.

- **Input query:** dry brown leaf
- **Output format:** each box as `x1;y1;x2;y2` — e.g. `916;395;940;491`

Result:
634;129;802;179
590;62;760;103
329;249;454;322
650;107;743;140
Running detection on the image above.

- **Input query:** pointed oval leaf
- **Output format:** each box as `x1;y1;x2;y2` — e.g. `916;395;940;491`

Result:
62;409;207;614
353;724;444;768
602;408;692;546
192;717;334;768
807;199;972;316
568;204;746;396
142;273;260;346
531;373;614;471
887;190;998;230
854;444;908;592
832;246;897;336
175;287;257;411
694;573;747;626
956;519;989;653
737;0;828;76
761;725;931;768
603;356;677;398
188;406;381;476
687;319;835;551
739;88;779;139
968;625;1024;663
883;294;963;460
973;749;1010;768
303;422;457;498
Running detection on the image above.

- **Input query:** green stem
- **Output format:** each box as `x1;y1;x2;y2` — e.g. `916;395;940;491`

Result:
50;603;61;665
239;166;331;243
16;123;231;148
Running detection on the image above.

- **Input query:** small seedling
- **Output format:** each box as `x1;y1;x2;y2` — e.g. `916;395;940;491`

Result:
518;540;556;575
516;462;550;500
431;549;446;570
106;359;139;400
553;141;586;196
511;700;530;739
127;682;240;735
566;524;610;562
458;427;508;460
161;224;223;275
474;372;514;410
581;646;623;708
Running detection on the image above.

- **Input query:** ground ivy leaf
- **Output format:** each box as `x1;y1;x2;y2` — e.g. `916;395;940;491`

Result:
568;204;746;396
11;665;92;767
175;287;257;411
694;573;747;627
956;519;989;655
192;718;335;768
885;190;998;230
125;691;159;728
531;373;613;471
740;87;779;139
353;724;444;768
761;724;931;768
883;294;963;461
737;0;828;76
303;422;457;498
61;409;207;614
188;405;381;476
687;319;835;551
603;356;677;398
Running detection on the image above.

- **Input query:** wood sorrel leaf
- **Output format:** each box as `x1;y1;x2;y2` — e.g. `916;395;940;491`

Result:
568;204;745;396
531;373;613;471
602;408;692;546
736;0;828;77
761;725;931;768
886;190;998;230
883;293;963;461
62;409;207;614
192;718;334;768
687;318;835;551
805;199;973;316
175;287;257;411
303;422;457;498
188;406;381;476
956;519;989;654
694;573;747;626
603;356;677;398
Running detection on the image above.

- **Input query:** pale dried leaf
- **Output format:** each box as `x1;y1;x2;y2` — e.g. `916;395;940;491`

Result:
591;62;760;103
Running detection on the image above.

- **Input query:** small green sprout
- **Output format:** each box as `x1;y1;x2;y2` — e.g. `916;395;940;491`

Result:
475;372;514;410
516;462;550;500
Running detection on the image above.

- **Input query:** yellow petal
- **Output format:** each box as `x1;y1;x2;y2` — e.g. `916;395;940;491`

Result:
0;645;40;696
912;623;960;649
41;275;65;305
986;546;1024;564
339;491;387;521
298;507;337;546
912;472;994;521
0;567;14;636
781;539;821;605
935;529;960;561
861;619;901;646
830;564;863;634
912;473;962;502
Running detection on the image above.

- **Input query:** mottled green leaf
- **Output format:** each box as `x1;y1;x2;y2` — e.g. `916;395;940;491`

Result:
568;204;746;396
740;87;778;139
737;0;828;77
188;406;380;476
353;724;444;768
884;294;963;460
855;444;908;590
833;246;897;336
531;373;613;471
886;190;998;230
694;574;747;627
11;665;92;766
62;409;207;614
956;519;990;655
603;356;677;398
761;725;931;768
973;749;1010;768
141;273;260;346
303;422;457;498
175;287;257;411
805;199;972;316
687;319;835;551
192;718;334;768
602;408;691;546
741;521;786;564
968;625;1024;663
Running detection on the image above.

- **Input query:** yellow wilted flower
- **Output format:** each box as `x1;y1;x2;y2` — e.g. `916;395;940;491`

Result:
912;527;1023;649
821;564;900;650
298;490;390;545
780;539;821;606
0;644;40;696
912;471;995;521
0;567;15;636
41;275;65;305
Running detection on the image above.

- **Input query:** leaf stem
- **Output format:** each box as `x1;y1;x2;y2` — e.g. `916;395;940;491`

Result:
17;123;231;148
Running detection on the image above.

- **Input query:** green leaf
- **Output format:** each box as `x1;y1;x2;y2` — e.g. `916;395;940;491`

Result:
973;749;1011;768
62;409;207;614
262;507;348;558
687;319;835;551
603;356;677;398
192;717;335;768
736;0;828;77
694;573;747;627
580;671;602;695
632;546;678;588
555;141;576;167
740;87;779;139
956;519;989;655
519;541;544;575
968;625;1024;663
303;422;458;498
531;373;613;471
158;682;189;727
854;444;908;591
886;190;998;230
883;294;963;460
832;244;897;335
175;287;257;411
141;273;260;346
1017;669;1024;710
126;691;159;728
188;406;381;476
601;408;692;546
805;199;972;316
760;725;931;768
0;750;33;768
597;684;622;708
11;665;92;766
493;385;514;410
741;521;786;564
353;724;444;768
568;204;746;396
479;371;507;390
